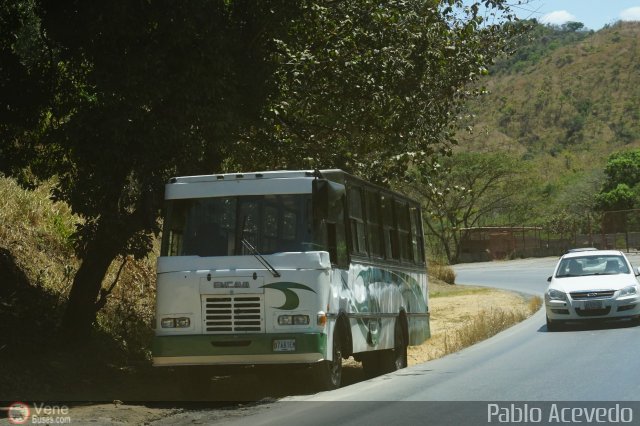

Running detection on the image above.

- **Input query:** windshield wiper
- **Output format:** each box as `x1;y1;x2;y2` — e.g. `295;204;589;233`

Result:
239;215;280;278
241;238;281;278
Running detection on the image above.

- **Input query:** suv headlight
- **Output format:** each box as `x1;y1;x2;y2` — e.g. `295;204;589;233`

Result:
619;285;638;296
547;288;567;301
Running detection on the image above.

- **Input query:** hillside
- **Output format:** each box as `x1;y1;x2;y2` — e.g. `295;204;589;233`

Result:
459;21;640;218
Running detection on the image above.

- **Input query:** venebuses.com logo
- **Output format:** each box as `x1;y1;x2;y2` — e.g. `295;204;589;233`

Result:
4;402;71;424
7;402;30;425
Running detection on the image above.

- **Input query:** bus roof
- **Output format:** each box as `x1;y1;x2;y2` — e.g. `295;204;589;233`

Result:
168;170;327;184
166;169;420;205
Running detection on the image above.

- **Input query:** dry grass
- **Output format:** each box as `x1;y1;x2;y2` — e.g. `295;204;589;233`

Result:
527;294;543;313
446;295;542;353
450;306;530;351
408;287;543;365
0;177;78;295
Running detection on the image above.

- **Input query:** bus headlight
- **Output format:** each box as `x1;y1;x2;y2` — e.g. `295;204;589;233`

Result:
278;315;310;326
176;317;191;328
278;315;293;325
293;315;310;325
161;317;191;328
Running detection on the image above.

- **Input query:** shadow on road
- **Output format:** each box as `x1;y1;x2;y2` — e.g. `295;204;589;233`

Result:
538;318;639;333
161;363;368;404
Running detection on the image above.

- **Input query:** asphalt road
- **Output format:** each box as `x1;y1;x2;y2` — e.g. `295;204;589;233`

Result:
155;256;640;425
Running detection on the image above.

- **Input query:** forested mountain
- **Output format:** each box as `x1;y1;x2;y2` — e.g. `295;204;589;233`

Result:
458;21;640;221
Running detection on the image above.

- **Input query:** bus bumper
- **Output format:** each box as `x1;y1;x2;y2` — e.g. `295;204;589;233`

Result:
152;333;326;367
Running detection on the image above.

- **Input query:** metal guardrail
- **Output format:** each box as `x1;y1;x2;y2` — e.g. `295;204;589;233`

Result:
456;210;640;262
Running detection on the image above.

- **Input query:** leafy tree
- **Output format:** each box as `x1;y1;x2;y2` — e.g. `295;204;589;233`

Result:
594;150;640;234
600;150;640;191
594;183;636;211
228;0;524;183
594;150;640;211
0;0;52;177
407;152;531;263
2;0;297;338
0;0;523;338
564;21;585;32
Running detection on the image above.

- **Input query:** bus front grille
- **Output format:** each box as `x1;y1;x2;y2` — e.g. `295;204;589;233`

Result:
202;294;264;333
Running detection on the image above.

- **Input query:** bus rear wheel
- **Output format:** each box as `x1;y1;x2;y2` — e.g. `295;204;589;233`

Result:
392;318;408;370
379;318;408;373
361;318;408;376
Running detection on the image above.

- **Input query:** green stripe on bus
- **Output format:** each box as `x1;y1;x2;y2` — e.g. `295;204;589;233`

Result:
152;333;327;358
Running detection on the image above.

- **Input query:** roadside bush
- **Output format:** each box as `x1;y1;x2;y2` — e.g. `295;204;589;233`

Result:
96;252;158;362
429;262;456;284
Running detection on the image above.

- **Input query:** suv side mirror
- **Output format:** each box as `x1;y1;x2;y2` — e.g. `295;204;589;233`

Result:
547;276;552;282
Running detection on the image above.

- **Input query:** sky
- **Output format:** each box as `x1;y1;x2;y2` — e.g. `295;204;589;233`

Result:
510;0;640;30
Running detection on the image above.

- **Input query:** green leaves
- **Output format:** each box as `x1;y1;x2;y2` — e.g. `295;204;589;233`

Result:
595;183;636;211
228;0;522;184
595;150;640;211
602;150;640;192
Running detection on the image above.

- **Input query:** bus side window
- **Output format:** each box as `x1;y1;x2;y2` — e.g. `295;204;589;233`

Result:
348;187;367;256
382;195;399;260
410;206;425;264
365;190;384;258
396;201;412;262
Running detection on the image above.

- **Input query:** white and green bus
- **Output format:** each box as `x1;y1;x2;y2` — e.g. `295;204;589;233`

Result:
153;170;430;390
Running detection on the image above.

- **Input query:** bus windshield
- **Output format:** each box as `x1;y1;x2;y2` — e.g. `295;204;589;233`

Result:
161;194;313;257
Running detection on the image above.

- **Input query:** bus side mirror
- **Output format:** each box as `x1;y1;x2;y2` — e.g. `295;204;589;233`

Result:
312;179;329;222
312;179;345;222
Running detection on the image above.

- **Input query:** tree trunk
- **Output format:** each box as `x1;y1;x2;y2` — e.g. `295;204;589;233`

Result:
61;224;123;340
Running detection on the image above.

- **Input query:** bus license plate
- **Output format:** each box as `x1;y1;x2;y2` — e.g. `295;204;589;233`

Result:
584;300;602;310
273;339;296;352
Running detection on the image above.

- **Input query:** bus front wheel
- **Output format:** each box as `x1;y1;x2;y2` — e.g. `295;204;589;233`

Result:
314;329;343;391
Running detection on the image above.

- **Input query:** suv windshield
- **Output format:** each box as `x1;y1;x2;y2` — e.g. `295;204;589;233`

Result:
555;255;630;278
161;194;313;257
